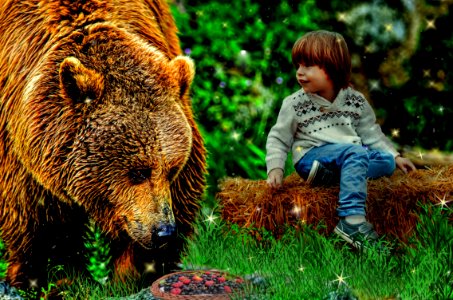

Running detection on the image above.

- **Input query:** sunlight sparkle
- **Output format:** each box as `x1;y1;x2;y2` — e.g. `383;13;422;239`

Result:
426;19;436;29
384;23;393;32
364;45;374;53
337;12;347;22
29;279;38;288
418;151;424;160
292;205;302;216
391;128;400;138
423;69;431;77
205;212;219;224
144;262;156;273
369;79;380;90
435;193;452;208
232;131;241;141
332;271;349;287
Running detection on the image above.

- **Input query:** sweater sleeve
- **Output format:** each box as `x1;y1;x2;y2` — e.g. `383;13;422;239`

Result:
266;98;297;174
356;99;400;157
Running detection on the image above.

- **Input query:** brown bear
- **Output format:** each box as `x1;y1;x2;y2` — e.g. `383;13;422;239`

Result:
0;0;206;291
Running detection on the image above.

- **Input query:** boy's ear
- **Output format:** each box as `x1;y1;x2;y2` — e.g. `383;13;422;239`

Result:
169;56;195;97
59;56;104;104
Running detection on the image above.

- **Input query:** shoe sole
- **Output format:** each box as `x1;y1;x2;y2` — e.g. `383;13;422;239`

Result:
334;227;362;249
335;226;389;254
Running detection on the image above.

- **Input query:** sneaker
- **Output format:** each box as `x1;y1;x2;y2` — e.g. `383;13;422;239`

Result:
306;160;336;186
334;219;379;249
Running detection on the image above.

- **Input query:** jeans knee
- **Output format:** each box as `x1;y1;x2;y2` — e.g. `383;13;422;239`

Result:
343;145;368;161
382;153;396;175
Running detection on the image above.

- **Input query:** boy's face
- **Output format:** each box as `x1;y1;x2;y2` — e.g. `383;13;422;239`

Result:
296;64;335;100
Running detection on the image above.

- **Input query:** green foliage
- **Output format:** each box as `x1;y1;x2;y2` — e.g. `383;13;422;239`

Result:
0;236;6;279
84;221;112;285
39;282;57;300
172;0;322;198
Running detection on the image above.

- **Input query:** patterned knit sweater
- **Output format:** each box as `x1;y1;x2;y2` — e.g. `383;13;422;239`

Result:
266;87;399;174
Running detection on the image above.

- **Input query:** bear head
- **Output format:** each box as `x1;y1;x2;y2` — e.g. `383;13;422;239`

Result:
11;23;197;248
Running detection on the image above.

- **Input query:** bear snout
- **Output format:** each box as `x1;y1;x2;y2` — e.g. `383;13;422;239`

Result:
155;202;177;236
125;200;177;248
127;219;176;249
155;221;176;237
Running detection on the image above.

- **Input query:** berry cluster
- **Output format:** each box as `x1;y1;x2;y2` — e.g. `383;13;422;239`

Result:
157;271;244;296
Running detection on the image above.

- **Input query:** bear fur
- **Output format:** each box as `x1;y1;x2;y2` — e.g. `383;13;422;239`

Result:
0;0;206;290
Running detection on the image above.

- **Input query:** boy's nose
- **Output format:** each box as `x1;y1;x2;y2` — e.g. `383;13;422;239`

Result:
297;65;305;75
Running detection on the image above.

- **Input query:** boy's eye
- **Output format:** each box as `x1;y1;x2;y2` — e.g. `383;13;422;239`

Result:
299;64;314;70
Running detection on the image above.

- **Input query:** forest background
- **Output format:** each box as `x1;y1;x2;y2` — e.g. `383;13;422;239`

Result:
170;0;453;202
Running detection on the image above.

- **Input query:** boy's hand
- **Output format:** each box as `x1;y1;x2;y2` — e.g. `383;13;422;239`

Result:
395;155;416;174
267;168;284;188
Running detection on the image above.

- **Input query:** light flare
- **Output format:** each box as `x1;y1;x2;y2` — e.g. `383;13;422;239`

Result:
426;19;436;29
337;12;347;22
29;279;38;288
332;271;349;287
144;262;156;273
418;151;424;160
391;128;400;138
423;69;431;77
435;193;452;208
292;205;301;215
384;23;393;32
204;212;219;224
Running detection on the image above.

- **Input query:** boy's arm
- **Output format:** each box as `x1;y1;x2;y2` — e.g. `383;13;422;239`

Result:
266;98;296;175
356;99;399;157
357;99;416;172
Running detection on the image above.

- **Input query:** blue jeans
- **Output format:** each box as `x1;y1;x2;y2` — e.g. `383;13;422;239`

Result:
295;143;395;217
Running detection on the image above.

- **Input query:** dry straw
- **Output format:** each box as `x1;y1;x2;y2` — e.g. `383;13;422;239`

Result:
218;165;453;241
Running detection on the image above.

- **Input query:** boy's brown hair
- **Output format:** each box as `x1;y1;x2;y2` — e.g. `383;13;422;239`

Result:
292;30;351;92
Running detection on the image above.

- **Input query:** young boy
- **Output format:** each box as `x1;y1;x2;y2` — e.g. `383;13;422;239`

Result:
266;30;416;248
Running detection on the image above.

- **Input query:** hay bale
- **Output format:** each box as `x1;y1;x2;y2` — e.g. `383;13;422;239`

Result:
217;166;453;241
402;148;453;168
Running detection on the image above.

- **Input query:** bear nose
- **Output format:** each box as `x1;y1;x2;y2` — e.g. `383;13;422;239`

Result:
156;222;176;237
154;201;176;237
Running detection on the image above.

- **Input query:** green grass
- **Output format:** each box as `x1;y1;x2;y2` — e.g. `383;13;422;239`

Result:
177;203;452;299
55;273;144;300
0;238;7;279
2;202;452;299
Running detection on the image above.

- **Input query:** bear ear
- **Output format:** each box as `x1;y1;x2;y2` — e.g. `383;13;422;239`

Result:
59;57;104;104
170;56;195;98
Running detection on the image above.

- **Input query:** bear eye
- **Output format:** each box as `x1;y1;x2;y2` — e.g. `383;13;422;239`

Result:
128;168;151;185
82;91;97;104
